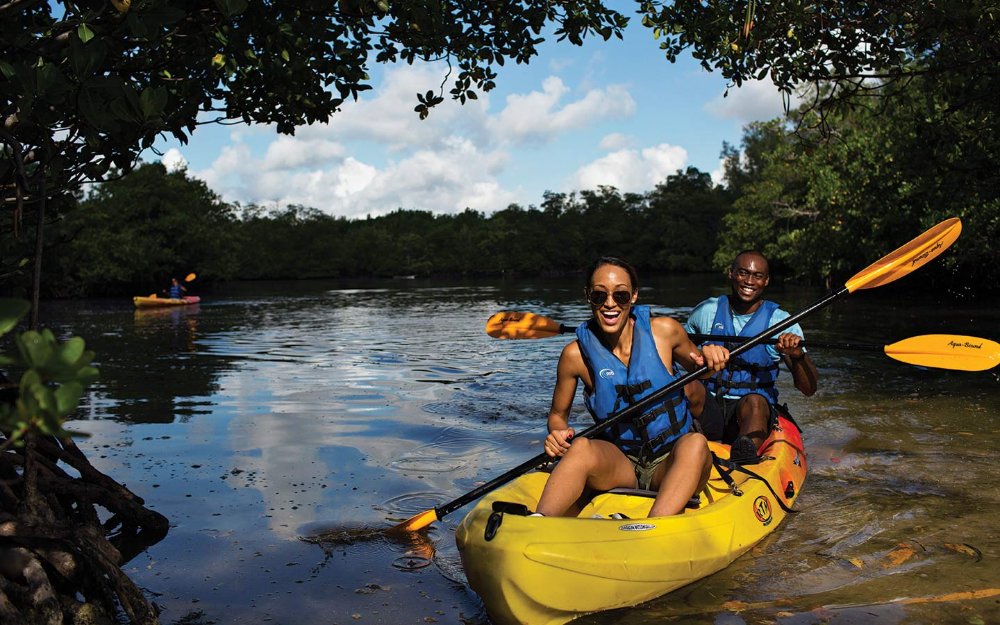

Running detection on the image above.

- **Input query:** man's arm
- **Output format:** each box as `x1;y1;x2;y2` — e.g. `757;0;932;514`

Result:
776;333;818;396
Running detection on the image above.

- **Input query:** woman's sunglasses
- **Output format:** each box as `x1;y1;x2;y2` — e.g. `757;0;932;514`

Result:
586;289;632;307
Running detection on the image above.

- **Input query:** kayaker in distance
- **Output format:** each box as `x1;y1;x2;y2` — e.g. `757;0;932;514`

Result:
685;250;819;461
534;256;730;518
166;277;187;299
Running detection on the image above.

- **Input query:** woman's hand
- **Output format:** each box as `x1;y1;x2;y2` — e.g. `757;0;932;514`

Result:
689;344;730;372
544;427;575;458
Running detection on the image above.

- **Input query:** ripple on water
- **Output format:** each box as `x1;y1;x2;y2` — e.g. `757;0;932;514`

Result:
390;428;503;473
380;491;454;518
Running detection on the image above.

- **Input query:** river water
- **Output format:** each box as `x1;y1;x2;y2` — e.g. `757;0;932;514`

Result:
38;274;998;625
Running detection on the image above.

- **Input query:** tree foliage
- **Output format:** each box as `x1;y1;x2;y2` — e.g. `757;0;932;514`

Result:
716;74;999;293
44;162;241;297
35;162;730;294
1;0;627;200
639;0;1000;134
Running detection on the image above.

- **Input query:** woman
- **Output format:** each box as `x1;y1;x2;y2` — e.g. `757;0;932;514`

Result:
534;256;729;518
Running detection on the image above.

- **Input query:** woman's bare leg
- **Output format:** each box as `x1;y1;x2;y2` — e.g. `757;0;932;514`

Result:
535;438;636;517
647;432;711;517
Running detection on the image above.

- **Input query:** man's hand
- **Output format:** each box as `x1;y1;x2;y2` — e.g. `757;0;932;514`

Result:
775;332;805;360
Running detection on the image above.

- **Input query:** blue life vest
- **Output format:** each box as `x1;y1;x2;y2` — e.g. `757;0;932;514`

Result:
705;295;780;403
576;305;691;460
168;284;183;299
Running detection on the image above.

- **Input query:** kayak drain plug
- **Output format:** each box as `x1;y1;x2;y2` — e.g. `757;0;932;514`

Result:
784;481;795;499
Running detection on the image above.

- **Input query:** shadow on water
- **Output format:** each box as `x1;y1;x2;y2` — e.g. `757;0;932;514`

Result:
36;275;999;625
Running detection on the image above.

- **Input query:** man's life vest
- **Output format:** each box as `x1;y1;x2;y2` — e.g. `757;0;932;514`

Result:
704;295;780;403
576;305;691;460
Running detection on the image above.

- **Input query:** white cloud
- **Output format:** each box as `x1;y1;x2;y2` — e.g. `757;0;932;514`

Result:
262;136;344;171
325;64;491;149
179;64;651;216
599;133;632;151
703;79;797;123
488;77;636;143
192;132;514;217
571;143;688;192
710;157;728;186
161;148;188;172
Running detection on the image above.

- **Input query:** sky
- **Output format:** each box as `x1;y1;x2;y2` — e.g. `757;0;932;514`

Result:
155;16;792;220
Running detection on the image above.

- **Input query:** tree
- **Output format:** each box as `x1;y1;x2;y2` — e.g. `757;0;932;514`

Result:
717;74;999;293
639;1;1000;132
1;1;628;204
638;167;730;272
46;162;242;296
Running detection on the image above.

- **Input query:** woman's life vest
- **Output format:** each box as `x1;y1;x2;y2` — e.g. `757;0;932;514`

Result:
576;305;691;460
168;284;183;298
704;295;780;403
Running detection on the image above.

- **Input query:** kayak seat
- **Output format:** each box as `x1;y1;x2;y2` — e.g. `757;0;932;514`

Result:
606;487;701;509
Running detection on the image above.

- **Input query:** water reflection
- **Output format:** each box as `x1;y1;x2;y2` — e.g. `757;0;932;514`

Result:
37;277;999;625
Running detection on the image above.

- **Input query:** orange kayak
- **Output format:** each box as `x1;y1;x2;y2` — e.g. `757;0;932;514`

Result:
132;295;200;308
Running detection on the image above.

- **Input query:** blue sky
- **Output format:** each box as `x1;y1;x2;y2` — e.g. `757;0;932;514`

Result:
156;17;791;219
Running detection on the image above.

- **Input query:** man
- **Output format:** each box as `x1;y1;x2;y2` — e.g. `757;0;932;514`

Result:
685;251;818;461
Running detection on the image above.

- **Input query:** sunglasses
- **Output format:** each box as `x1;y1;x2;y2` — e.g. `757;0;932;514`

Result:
587;289;632;307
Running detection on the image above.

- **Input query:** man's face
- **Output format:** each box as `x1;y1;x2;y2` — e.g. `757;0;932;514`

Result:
728;253;770;308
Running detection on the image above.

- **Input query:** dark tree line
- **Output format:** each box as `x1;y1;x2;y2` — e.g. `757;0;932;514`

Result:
25;164;729;297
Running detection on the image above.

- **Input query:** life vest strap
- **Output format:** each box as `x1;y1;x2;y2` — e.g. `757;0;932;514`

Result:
614;380;652;403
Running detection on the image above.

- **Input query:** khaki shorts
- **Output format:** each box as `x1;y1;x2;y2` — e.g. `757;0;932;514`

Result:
625;450;671;491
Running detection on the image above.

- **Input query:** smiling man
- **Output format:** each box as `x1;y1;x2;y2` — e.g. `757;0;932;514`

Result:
684;251;819;462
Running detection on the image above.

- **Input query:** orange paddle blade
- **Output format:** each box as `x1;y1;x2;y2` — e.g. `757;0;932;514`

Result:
885;335;999;371
185;272;197;282
389;509;439;534
845;218;961;292
485;311;565;339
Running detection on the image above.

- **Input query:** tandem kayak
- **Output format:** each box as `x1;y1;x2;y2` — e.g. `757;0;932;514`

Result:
132;295;200;308
455;413;807;625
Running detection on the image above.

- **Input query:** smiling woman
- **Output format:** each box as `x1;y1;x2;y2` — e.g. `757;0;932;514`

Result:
531;255;729;519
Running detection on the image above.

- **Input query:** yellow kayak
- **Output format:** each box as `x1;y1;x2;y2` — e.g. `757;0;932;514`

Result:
455;414;807;625
132;295;200;308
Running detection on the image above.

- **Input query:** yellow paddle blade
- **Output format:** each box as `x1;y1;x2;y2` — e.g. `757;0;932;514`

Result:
185;272;197;282
845;217;961;292
485;311;564;339
148;293;157;298
389;509;439;534
885;335;1000;371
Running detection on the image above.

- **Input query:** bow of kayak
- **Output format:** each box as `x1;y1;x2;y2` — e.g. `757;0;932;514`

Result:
455;414;807;625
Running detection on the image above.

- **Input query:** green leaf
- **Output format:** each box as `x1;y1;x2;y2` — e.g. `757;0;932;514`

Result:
139;86;168;118
0;299;30;336
17;330;53;368
77;23;95;44
55;382;84;415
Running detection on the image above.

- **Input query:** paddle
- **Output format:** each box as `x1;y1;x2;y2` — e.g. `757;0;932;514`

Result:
485;312;998;372
390;217;962;533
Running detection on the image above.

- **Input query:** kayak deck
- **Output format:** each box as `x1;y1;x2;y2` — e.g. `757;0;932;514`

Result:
455;415;807;625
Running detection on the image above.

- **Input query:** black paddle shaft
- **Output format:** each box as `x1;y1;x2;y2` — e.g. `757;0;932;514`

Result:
559;323;882;352
434;287;850;520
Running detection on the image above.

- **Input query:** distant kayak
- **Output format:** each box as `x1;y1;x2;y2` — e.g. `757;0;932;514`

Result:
133;295;200;308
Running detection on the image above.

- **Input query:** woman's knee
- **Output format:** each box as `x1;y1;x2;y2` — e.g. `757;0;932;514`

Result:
675;432;708;458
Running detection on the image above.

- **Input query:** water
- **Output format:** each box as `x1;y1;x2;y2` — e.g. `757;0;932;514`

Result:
37;275;999;625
